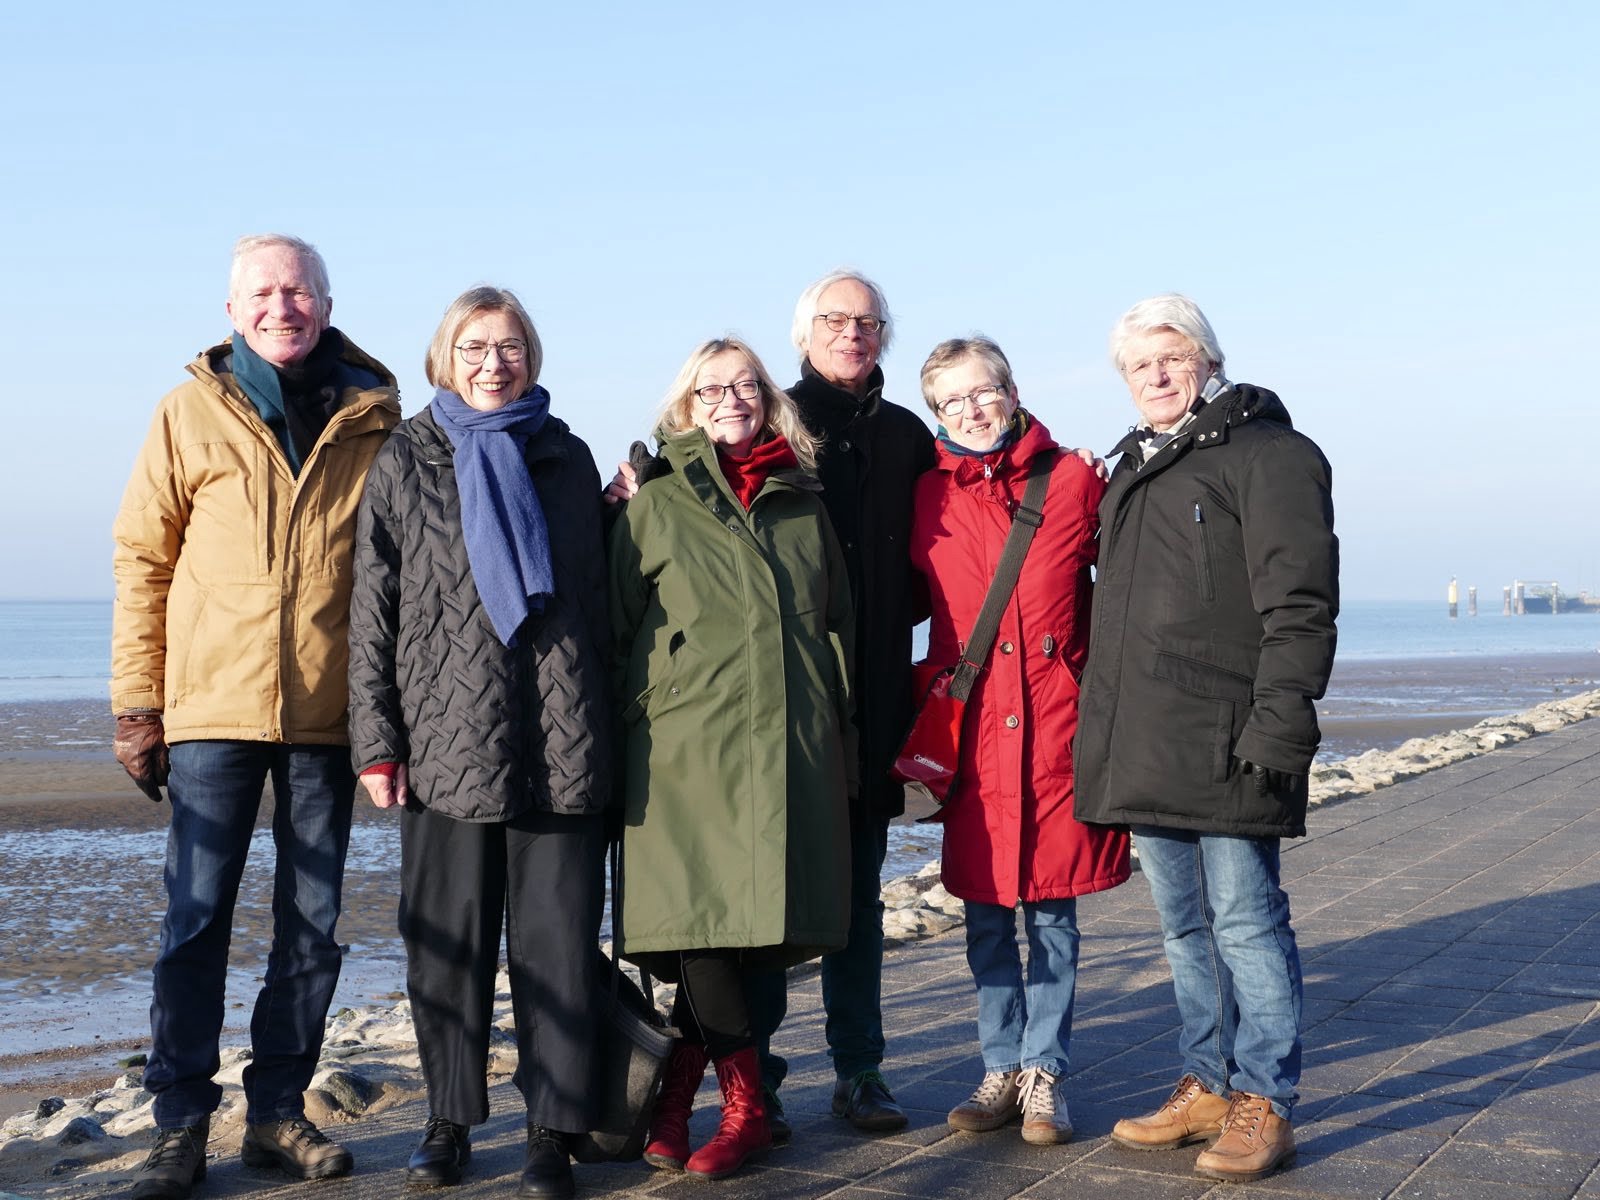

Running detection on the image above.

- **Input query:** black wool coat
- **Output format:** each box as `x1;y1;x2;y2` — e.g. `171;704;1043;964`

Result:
789;363;937;821
347;407;613;821
1072;384;1338;838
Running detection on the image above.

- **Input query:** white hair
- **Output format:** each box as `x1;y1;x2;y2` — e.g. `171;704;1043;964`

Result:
1108;293;1225;374
789;269;894;360
228;233;331;314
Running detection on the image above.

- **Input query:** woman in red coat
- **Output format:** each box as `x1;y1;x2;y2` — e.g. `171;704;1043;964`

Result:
910;336;1130;1144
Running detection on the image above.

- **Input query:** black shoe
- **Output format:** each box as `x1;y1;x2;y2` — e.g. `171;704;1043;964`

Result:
131;1119;210;1200
832;1070;909;1133
407;1115;471;1188
519;1125;574;1199
764;1085;792;1145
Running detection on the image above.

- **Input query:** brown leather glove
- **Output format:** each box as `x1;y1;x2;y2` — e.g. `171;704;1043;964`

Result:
114;713;169;803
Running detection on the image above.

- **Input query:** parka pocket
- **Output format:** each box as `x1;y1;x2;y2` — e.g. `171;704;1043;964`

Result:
623;630;688;725
1152;652;1254;784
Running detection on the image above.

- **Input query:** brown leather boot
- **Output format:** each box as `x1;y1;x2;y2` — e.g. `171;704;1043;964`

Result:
685;1047;771;1180
1194;1092;1296;1182
1111;1074;1230;1150
643;1041;708;1171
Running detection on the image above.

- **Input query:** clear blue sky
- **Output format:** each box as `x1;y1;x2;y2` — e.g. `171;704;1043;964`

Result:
3;2;1594;603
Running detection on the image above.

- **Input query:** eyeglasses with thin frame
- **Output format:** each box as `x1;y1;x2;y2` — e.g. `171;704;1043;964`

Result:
936;385;1008;419
1122;352;1199;380
694;378;763;405
455;339;528;366
813;311;884;335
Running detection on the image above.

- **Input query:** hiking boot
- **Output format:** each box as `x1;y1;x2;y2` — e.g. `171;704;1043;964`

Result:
240;1116;353;1179
831;1069;908;1132
406;1115;471;1188
519;1124;573;1199
1194;1092;1296;1182
1018;1066;1073;1144
947;1070;1021;1132
1111;1073;1230;1150
131;1119;209;1200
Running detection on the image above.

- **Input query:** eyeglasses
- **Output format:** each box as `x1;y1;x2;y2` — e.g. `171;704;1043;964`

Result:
694;378;762;404
936;385;1008;419
1123;352;1199;380
813;312;884;335
455;339;528;366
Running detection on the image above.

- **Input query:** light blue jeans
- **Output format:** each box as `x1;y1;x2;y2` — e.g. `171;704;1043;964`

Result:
1132;828;1302;1118
964;897;1080;1078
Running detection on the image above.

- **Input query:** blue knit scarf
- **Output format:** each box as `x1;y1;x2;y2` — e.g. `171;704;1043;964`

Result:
429;386;554;646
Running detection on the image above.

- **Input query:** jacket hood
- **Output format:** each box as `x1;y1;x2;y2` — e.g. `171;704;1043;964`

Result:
655;426;820;499
932;409;1060;482
1110;381;1292;459
189;329;401;438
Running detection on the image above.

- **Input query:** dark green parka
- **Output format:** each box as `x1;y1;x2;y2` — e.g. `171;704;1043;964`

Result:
609;430;857;968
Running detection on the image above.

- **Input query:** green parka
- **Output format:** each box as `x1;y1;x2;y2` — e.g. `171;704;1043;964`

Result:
609;430;856;968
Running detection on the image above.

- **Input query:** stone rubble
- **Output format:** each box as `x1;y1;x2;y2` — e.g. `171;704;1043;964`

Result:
3;688;1595;1189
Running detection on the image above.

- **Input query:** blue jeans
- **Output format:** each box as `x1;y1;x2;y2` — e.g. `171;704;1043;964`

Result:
964;898;1080;1078
1132;827;1302;1118
749;808;889;1088
145;741;354;1128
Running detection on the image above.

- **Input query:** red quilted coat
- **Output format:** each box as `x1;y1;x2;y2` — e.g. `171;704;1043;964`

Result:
910;414;1131;906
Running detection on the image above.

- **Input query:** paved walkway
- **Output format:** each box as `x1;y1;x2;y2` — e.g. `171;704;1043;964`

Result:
23;720;1600;1199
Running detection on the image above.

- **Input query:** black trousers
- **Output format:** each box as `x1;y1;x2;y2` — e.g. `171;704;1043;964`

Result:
631;949;754;1060
399;803;605;1130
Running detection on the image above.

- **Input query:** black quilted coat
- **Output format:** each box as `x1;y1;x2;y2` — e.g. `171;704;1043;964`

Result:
347;407;612;820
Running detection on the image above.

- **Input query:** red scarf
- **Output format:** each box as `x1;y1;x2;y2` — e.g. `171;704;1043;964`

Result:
716;436;799;510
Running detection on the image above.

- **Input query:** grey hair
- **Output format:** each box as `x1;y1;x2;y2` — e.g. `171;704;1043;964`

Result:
789;269;894;360
655;336;820;470
1107;293;1226;375
228;233;331;314
919;336;1017;416
424;286;544;390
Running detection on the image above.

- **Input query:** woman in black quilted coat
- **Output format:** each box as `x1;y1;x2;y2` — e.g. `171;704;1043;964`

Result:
347;287;611;1199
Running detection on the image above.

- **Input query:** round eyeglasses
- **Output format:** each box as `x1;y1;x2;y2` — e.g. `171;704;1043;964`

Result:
455;339;528;366
813;312;884;335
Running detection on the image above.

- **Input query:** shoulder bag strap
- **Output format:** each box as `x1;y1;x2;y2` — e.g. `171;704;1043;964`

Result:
948;451;1054;702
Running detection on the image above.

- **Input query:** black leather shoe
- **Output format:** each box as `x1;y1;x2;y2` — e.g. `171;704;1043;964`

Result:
832;1070;909;1132
519;1125;574;1199
765;1086;792;1145
407;1116;470;1188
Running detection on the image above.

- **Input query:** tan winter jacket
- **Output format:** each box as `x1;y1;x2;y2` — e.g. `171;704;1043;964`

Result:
111;333;400;745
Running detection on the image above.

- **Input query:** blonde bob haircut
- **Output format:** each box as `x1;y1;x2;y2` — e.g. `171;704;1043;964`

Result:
919;336;1017;417
1107;293;1225;376
424;286;544;392
654;336;820;471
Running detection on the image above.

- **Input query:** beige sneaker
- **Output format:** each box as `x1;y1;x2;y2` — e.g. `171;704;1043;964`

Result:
1017;1066;1072;1145
1194;1092;1296;1182
240;1116;353;1180
947;1070;1021;1132
1111;1073;1230;1150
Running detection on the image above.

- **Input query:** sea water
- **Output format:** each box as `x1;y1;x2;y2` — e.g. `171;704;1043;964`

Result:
3;599;1598;706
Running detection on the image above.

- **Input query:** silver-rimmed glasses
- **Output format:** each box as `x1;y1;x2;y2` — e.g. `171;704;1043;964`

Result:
936;385;1008;419
455;339;528;366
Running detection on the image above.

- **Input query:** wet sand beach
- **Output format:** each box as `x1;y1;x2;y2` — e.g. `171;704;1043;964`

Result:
2;650;1596;1117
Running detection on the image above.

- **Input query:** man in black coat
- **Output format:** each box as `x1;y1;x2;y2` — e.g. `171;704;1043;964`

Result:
1074;294;1338;1184
745;270;935;1135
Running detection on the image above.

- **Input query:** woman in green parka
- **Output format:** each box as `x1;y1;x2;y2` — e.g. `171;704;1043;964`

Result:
609;336;855;1181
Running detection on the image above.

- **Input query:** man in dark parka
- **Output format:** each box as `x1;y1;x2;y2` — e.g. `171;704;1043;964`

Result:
1074;294;1338;1184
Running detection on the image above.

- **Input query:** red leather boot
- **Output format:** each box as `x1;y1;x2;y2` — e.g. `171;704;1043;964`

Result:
685;1046;772;1180
643;1041;709;1171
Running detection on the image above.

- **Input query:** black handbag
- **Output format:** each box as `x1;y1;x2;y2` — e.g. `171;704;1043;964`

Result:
569;841;679;1164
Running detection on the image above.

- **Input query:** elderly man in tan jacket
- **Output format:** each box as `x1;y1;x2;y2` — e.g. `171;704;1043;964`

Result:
112;233;399;1200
